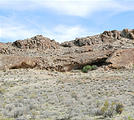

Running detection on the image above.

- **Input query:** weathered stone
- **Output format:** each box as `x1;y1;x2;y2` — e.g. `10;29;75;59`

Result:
106;48;134;69
60;41;74;47
45;49;113;72
121;29;134;39
0;48;113;72
61;29;134;50
0;55;38;70
101;30;121;41
1;29;134;71
12;35;60;50
62;35;103;47
0;43;12;54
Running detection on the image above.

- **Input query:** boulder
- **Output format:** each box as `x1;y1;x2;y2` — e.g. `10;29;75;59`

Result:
0;55;38;70
101;30;121;41
106;48;134;69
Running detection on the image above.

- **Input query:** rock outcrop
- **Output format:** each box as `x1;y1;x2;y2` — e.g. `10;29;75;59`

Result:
12;35;60;50
0;48;112;72
0;55;38;70
101;30;121;41
61;29;134;49
107;48;134;69
61;35;102;47
121;29;134;39
1;29;134;71
51;50;113;72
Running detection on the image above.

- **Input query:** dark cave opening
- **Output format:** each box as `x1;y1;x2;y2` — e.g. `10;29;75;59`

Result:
74;58;111;70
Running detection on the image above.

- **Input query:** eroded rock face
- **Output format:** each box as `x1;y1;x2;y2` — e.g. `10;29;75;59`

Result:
61;29;134;50
50;50;113;72
0;55;38;70
107;48;134;69
0;43;8;54
61;35;102;47
61;30;121;48
1;28;134;71
0;43;15;54
101;30;121;42
12;35;60;50
0;48;113;72
121;29;134;39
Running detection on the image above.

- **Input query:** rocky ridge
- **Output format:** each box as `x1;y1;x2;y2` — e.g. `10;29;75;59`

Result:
1;28;134;71
1;28;134;120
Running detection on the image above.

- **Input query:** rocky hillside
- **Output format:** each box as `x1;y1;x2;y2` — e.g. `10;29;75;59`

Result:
1;28;134;120
1;28;134;71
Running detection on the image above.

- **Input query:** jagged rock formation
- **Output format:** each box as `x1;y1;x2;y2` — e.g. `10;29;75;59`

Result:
1;28;134;71
12;35;59;50
121;29;134;39
0;43;14;54
61;29;134;50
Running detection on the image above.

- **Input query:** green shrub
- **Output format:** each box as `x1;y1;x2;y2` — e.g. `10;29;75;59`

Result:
82;65;97;73
128;116;134;120
82;65;92;73
91;65;97;70
96;100;124;118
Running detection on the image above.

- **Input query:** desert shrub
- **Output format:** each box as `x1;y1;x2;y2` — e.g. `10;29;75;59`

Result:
82;65;92;73
82;65;97;73
0;88;6;94
0;113;14;120
91;65;98;70
100;100;114;118
96;100;124;118
128;116;134;120
101;101;109;113
115;103;124;114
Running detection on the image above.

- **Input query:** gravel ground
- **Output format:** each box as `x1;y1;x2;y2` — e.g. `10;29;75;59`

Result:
0;68;134;120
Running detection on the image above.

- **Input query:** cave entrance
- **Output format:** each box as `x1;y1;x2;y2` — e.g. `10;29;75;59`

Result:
73;58;110;70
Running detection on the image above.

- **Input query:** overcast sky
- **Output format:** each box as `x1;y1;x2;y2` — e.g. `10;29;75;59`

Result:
0;0;134;43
